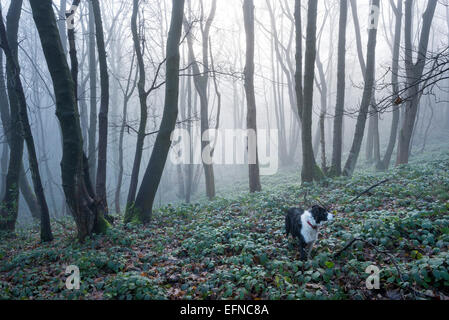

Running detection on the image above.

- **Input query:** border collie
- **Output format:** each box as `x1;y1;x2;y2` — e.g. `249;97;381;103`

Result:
285;205;334;261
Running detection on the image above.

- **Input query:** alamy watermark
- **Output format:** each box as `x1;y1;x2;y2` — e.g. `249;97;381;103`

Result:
66;5;79;30
368;4;380;30
65;265;80;290
365;265;381;290
169;129;279;176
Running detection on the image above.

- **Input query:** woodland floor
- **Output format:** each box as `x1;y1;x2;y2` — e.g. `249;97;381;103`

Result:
1;145;449;300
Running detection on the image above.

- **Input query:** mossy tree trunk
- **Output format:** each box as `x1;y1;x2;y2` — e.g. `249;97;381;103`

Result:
0;9;53;241
0;0;24;232
29;0;109;241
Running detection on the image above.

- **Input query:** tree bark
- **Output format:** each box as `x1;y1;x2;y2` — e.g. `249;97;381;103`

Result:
87;1;97;185
183;0;217;200
91;0;110;218
243;0;262;193
378;0;402;171
0;10;53;241
330;0;348;176
0;0;25;231
129;0;185;223
29;0;109;241
125;0;149;218
294;0;304;125
300;0;322;183
396;0;438;165
343;0;379;176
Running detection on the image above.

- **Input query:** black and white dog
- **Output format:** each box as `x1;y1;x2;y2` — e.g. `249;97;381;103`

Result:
285;205;334;261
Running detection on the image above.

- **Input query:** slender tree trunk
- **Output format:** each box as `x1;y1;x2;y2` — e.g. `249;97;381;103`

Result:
91;0;110;218
183;1;217;200
397;0;438;165
0;12;53;241
125;0;149;217
301;0;321;183
116;55;137;214
0;50;8;200
343;0;379;176
57;0;68;55
294;0;304;123
379;0;402;172
330;0;348;176
243;0;262;192
129;0;185;223
0;0;25;231
30;0;109;241
315;54;328;172
88;1;97;185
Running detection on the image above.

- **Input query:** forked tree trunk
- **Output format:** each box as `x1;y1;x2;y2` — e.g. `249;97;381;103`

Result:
0;0;25;231
330;0;348;177
183;0;217;200
91;0;110;218
127;0;185;224
0;11;53;241
243;0;262;193
397;0;438;165
343;0;379;176
378;1;402;170
29;0;109;241
125;0;149;219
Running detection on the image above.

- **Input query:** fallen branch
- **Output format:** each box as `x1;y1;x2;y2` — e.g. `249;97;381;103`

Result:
334;237;426;299
349;179;390;203
335;238;403;282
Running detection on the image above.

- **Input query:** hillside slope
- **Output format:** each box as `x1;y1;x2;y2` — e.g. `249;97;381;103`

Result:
1;148;449;300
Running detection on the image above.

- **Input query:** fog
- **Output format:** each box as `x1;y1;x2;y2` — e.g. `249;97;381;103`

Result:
0;0;448;226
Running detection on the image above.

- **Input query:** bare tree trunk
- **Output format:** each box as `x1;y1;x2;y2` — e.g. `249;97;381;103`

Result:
330;0;348;176
315;53;328;173
446;2;449;128
397;0;438;165
243;0;262;192
0;11;53;241
57;0;68;55
125;0;149;216
183;0;217;200
88;1;97;185
116;55;137;214
0;50;8;200
0;0;25;231
128;0;185;223
300;0;322;183
378;0;402;171
343;0;379;176
91;0;110;218
30;0;109;241
294;0;304;124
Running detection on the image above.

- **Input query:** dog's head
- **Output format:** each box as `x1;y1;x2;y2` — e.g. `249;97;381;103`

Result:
311;205;334;226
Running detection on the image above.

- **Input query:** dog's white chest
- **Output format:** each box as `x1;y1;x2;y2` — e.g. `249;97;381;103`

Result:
301;211;318;244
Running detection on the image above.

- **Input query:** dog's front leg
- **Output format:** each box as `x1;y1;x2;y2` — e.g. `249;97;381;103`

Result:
298;239;307;261
306;241;315;260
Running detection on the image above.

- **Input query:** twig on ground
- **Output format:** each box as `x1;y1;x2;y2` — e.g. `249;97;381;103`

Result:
349;179;390;203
